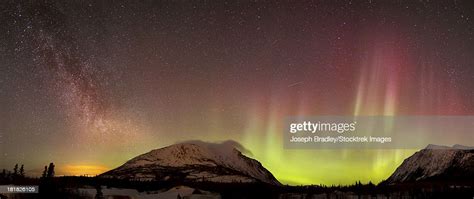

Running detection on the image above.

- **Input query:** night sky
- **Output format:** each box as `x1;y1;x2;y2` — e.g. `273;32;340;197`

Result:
1;0;474;185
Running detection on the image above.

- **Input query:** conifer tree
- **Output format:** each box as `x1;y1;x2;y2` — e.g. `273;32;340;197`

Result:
13;164;18;177
42;166;48;178
19;165;25;177
46;163;55;178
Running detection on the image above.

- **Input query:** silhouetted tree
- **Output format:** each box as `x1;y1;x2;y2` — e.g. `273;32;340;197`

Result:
42;166;48;178
355;180;362;199
47;163;55;178
13;164;18;177
1;169;5;179
19;165;25;177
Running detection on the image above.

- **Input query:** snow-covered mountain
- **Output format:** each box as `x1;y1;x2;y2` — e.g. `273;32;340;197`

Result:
100;141;281;185
384;144;474;184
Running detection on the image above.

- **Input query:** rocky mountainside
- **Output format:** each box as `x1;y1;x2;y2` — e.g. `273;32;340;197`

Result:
384;144;474;184
100;142;281;185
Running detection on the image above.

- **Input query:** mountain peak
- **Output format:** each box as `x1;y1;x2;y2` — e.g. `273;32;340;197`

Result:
101;141;281;185
385;144;474;184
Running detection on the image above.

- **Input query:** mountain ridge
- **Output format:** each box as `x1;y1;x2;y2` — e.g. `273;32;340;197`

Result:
100;142;281;185
384;144;474;184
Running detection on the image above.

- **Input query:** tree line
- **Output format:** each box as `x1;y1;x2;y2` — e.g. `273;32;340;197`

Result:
0;162;55;182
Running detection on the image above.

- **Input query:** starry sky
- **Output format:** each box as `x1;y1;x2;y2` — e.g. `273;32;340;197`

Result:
1;0;474;185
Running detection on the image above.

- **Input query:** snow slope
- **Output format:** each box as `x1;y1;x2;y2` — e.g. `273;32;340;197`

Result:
385;144;474;184
101;141;281;185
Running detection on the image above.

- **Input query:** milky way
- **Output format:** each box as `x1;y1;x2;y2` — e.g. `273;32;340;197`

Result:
1;1;145;148
1;0;474;184
30;9;109;134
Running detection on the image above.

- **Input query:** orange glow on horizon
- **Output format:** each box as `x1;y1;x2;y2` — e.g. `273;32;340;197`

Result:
59;164;109;176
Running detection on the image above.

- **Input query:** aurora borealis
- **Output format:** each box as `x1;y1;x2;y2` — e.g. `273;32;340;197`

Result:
1;0;474;185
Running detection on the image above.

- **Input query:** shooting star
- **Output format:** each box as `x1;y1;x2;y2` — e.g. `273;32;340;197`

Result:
288;81;303;88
